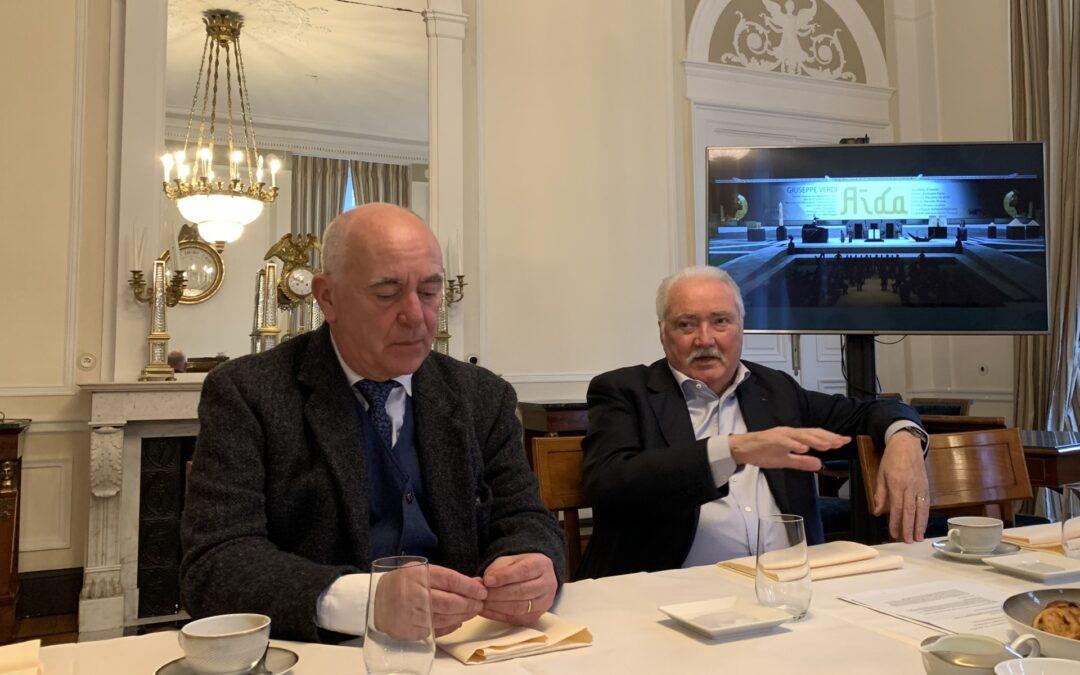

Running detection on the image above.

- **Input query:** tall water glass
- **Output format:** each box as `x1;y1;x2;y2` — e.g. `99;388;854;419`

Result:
364;556;435;675
1062;484;1080;559
755;514;812;621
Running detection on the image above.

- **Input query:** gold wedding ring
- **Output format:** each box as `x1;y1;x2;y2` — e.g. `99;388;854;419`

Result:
915;495;928;502
527;599;533;613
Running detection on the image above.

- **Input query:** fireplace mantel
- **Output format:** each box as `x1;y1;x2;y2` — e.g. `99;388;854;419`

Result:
80;381;204;638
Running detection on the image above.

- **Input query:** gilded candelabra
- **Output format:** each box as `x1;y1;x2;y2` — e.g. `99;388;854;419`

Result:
434;275;467;355
129;260;186;381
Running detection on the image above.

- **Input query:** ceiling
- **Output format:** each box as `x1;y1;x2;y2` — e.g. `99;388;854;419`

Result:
166;0;429;146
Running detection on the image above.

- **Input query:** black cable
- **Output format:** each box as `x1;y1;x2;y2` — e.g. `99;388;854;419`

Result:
334;0;425;15
839;335;881;397
874;335;907;345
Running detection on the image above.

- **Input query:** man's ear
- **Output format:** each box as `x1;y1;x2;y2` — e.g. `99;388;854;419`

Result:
312;274;334;322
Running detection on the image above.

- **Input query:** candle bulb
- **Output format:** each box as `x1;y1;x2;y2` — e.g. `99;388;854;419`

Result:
169;223;182;274
444;238;454;276
455;231;463;276
230;149;243;181
161;153;174;183
268;155;281;189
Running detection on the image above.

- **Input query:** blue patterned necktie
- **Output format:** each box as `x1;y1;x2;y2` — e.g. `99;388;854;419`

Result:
354;379;401;450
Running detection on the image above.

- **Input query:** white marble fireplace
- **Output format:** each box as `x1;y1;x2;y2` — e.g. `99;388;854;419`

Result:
80;381;203;638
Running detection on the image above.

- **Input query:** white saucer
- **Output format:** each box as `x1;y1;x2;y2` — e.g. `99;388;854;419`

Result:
659;596;791;639
985;551;1080;583
156;647;299;675
932;538;1021;561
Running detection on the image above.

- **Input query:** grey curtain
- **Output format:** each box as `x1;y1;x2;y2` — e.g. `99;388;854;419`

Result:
290;154;350;240
350;161;411;208
1012;0;1080;430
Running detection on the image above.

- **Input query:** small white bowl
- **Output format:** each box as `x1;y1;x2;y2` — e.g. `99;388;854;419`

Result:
178;613;271;674
995;657;1080;675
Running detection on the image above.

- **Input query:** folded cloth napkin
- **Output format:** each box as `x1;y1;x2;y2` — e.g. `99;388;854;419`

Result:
436;613;592;665
1003;523;1062;549
719;540;903;581
0;639;43;675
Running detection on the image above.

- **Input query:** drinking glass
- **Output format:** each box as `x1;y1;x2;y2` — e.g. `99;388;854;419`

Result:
1062;484;1080;559
755;514;812;621
364;556;435;675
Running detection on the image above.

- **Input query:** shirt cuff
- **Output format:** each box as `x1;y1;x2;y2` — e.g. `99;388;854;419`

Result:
315;573;370;636
884;420;929;455
705;435;739;486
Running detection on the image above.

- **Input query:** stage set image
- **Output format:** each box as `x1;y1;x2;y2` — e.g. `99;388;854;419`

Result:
706;144;1049;334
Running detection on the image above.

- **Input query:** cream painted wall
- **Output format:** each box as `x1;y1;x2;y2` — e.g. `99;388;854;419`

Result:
875;0;1015;421
474;0;683;399
0;0;111;572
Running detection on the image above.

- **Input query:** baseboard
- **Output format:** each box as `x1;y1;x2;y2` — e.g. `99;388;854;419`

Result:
17;568;82;618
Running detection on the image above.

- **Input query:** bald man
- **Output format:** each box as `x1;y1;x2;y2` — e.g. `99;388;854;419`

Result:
181;204;564;642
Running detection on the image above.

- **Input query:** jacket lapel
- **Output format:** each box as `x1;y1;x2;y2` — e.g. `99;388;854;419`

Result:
735;371;791;514
646;360;697;449
298;326;370;566
412;358;477;569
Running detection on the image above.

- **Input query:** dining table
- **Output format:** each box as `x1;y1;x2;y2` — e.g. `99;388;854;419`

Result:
39;541;1080;674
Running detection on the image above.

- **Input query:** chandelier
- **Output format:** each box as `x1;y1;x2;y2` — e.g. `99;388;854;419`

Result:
161;10;279;248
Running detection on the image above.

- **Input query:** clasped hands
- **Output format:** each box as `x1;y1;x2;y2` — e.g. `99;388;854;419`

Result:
728;425;929;543
373;552;557;640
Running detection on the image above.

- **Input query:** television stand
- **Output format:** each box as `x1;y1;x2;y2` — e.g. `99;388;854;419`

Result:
844;334;883;544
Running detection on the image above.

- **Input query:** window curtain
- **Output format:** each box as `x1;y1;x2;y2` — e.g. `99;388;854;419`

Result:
350;161;411;209
290;154;350;241
1011;0;1080;430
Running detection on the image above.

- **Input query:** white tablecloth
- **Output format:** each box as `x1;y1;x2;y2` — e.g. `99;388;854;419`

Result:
41;542;1080;674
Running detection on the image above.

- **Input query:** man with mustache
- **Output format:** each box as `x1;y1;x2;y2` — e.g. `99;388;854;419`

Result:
576;266;928;579
182;204;563;641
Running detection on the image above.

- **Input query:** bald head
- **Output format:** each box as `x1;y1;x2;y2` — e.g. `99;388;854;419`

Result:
312;202;444;380
322;203;438;279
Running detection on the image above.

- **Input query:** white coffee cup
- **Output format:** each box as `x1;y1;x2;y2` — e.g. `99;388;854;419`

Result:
947;516;1003;554
178;613;271;674
995;657;1080;674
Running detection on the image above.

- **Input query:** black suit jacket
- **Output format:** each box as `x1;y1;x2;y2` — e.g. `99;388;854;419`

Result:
181;325;565;641
575;358;920;580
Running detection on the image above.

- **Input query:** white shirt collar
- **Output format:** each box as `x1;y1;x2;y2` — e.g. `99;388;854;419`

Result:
669;361;749;403
330;332;413;396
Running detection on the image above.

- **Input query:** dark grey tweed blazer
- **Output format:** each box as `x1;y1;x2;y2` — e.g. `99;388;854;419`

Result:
180;325;565;642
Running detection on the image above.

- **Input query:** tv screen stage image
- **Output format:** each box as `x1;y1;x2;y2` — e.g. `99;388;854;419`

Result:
706;142;1049;334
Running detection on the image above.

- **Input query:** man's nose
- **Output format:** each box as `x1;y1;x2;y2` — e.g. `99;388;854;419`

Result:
692;323;711;344
397;291;425;326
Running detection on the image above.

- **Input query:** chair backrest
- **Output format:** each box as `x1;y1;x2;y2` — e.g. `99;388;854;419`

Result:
531;435;588;577
910;397;972;416
920;415;1006;435
857;428;1032;527
877;392;905;402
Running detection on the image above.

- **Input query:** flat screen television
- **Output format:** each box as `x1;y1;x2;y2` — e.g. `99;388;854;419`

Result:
706;142;1049;334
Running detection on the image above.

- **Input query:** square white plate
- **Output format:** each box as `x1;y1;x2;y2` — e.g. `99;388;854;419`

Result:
984;551;1080;583
658;596;791;639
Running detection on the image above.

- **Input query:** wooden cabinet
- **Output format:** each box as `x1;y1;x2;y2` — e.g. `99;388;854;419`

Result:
518;401;588;466
0;420;27;644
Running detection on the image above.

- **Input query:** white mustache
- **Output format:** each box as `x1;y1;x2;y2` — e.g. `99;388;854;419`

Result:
689;347;724;362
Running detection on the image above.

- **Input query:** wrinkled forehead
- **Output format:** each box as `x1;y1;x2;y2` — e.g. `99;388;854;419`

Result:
665;278;738;318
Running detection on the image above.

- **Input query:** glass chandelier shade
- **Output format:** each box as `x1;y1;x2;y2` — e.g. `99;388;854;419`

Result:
161;11;279;247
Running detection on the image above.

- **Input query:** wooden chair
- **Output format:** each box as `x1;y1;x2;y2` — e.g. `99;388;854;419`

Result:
857;428;1032;527
530;435;588;578
910;397;971;416
921;415;1006;435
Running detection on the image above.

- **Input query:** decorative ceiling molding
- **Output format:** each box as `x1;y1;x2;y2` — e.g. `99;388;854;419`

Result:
164;109;428;164
688;0;889;87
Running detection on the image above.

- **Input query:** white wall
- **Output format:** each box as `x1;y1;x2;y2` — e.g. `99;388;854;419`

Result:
470;0;684;400
876;0;1015;421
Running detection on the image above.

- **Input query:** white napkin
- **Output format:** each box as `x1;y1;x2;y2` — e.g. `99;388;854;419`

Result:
0;639;43;675
719;540;903;581
436;613;592;665
1003;523;1062;549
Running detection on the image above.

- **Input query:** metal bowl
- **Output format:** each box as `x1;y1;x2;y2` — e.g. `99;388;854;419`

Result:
1003;589;1080;660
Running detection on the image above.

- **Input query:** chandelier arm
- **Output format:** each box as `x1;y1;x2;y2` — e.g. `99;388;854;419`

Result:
234;37;260;184
208;39;222;182
224;44;235;180
195;34;216;176
182;32;211;158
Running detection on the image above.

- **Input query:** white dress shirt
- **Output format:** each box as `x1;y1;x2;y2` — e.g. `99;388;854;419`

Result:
674;364;923;567
313;337;414;636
